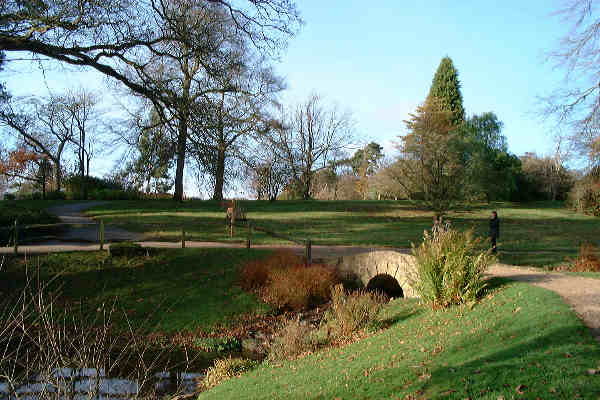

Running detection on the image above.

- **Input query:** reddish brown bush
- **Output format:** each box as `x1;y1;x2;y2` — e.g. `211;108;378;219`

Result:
263;264;340;311
240;251;340;311
239;251;302;290
267;250;304;269
239;260;273;290
569;243;600;272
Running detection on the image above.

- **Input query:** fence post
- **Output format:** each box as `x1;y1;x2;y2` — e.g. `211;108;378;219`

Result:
99;220;105;250
13;220;18;255
230;215;235;239
246;221;251;249
305;239;311;265
181;228;186;248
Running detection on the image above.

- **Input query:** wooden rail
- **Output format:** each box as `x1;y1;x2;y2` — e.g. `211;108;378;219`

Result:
2;219;107;255
234;221;312;264
3;218;313;263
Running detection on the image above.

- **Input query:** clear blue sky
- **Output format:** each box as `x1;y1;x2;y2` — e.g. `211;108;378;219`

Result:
276;0;566;158
2;1;569;185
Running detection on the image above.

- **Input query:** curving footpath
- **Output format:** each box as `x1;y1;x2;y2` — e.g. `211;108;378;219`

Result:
488;264;600;342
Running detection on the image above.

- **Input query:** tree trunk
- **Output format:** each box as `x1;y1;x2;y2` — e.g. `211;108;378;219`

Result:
42;173;46;199
55;160;61;192
55;143;65;192
173;117;188;202
212;146;226;201
302;180;311;200
79;154;86;200
84;155;90;200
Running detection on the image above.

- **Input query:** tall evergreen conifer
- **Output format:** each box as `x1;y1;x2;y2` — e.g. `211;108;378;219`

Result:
427;57;465;126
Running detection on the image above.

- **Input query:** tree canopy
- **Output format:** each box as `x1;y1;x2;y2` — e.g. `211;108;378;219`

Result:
427;56;465;126
0;0;300;106
395;97;464;214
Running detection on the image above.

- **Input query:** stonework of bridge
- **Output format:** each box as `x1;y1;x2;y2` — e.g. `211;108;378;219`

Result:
329;250;419;298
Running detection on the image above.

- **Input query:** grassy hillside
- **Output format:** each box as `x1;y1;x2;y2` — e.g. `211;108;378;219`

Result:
2;248;272;333
198;280;600;399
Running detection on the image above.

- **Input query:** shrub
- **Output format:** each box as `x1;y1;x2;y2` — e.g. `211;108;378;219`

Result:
87;188;142;201
142;192;172;200
410;227;494;309
240;251;340;311
568;243;600;272
263;264;339;311
201;357;257;390
322;284;386;339
45;190;66;200
239;251;304;291
64;175;123;193
109;242;147;257
3;193;15;200
194;336;242;353
267;319;316;361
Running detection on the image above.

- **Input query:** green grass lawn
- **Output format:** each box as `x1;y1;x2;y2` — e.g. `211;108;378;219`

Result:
2;248;272;333
198;280;600;399
82;199;600;268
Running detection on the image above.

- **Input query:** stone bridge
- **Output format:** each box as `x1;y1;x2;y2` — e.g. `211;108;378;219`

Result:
329;251;418;298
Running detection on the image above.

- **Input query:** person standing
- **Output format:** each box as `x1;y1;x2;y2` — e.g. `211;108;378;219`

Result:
489;211;500;254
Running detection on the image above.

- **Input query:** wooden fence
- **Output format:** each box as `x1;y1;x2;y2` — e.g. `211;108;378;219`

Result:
233;220;312;264
1;220;107;254
3;218;313;263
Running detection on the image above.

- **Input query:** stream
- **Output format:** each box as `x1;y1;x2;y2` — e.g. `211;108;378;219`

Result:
0;368;204;400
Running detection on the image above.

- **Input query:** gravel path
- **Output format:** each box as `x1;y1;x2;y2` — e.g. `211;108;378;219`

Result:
488;264;600;342
46;201;143;242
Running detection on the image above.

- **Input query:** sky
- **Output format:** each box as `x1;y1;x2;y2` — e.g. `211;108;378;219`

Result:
1;0;573;195
275;0;567;158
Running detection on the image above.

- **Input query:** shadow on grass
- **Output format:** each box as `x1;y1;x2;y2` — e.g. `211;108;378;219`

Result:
421;324;600;398
2;249;273;333
379;300;424;327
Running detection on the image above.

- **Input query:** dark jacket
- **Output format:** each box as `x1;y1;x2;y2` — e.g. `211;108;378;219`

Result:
489;217;500;238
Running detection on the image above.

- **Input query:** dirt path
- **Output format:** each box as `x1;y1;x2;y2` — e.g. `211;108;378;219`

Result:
46;201;143;242
488;264;600;342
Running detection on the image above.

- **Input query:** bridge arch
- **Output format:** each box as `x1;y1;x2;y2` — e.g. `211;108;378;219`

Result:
366;273;404;298
329;251;418;298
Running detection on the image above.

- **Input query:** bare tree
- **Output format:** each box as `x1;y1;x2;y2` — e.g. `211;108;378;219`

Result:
544;0;600;165
0;94;79;191
63;89;100;199
0;0;300;104
188;55;284;201
1;0;301;201
520;151;574;201
265;95;354;199
245;146;290;200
